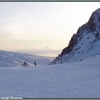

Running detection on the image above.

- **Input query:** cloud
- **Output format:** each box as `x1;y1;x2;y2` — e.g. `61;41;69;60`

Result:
0;33;13;41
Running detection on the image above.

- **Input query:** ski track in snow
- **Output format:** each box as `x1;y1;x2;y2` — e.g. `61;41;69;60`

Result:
0;55;100;98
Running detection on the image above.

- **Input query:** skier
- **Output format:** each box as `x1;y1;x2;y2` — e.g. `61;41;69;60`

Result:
23;61;28;67
34;61;36;67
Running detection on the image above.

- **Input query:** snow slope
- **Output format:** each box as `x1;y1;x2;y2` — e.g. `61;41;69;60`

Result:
0;50;53;67
0;55;100;98
51;8;100;64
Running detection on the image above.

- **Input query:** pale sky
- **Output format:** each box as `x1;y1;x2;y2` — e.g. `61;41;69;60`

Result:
0;2;100;57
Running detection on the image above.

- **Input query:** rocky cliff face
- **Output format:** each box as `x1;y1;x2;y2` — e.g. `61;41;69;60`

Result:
51;8;100;64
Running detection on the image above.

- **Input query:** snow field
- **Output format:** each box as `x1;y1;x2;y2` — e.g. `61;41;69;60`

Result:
0;55;100;98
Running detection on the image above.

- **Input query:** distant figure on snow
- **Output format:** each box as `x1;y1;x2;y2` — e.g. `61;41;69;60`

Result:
23;61;28;67
34;61;36;67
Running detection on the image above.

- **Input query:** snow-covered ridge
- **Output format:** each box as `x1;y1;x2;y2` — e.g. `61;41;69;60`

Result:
51;8;100;64
0;50;53;67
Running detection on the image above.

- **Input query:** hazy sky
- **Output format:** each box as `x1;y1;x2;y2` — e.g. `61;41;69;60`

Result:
0;2;100;57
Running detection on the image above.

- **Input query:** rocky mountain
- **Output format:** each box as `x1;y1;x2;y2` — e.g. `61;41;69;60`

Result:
51;8;100;64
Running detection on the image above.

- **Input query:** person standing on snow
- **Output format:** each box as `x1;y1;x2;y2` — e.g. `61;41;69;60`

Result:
34;61;36;67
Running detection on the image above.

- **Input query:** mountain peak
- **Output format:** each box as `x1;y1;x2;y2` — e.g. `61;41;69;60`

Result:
51;8;100;64
93;8;100;14
88;8;100;26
